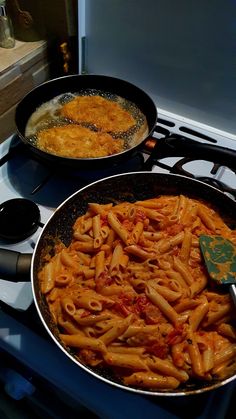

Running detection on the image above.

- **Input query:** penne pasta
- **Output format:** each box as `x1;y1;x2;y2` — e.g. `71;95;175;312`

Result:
38;194;236;391
61;297;76;316
107;345;146;356
124;372;180;389
58;315;84;335
203;304;232;327
79;217;93;234
39;261;55;294
73;232;93;242
88;202;113;215
173;256;194;286
104;352;148;370
59;334;107;353
147;280;182;302
109;243;124;273
107;211;130;244
197;205;216;231
95;250;105;280
92;214;103;248
189;297;209;331
146;284;179;325
213;344;236;367
179;229;192;262
175;195;187;220
125;244;156;260
131;221;144;243
217;323;236;340
202;348;214;373
73;312;113;326
147;357;189;382
157;232;184;254
186;329;204;377
100;317;132;345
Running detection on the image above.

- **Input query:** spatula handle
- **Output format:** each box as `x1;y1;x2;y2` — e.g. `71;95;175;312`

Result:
230;284;236;308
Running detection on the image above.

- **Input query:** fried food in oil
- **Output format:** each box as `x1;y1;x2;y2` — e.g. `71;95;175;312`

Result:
60;95;136;133
36;125;124;158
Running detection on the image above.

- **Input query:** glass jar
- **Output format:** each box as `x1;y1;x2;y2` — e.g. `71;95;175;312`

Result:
0;1;15;48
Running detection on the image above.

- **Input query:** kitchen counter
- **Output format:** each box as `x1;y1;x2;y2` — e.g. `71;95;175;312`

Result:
0;39;50;142
0;39;47;75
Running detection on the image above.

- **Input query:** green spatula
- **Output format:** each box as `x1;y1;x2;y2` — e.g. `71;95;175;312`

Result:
199;235;236;306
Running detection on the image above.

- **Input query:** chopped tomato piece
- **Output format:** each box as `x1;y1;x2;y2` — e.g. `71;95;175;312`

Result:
135;295;149;313
114;302;132;317
148;342;169;359
166;224;184;235
114;293;136;316
122;219;134;231
80;309;91;318
135;209;147;223
166;326;184;345
121;293;135;305
144;304;164;324
96;271;113;291
100;214;108;226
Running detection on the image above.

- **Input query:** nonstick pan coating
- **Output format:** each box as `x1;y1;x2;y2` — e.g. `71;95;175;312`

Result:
32;172;236;396
15;75;157;169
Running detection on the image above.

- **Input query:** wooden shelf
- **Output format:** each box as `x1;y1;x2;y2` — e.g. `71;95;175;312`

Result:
0;40;50;142
0;40;47;75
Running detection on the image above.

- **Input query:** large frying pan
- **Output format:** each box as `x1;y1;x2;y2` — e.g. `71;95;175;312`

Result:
15;75;157;169
26;172;236;397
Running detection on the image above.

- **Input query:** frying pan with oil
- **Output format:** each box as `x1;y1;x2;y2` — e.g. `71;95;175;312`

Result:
15;75;157;169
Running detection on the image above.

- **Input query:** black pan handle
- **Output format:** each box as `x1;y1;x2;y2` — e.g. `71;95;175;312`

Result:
0;249;32;282
145;136;236;171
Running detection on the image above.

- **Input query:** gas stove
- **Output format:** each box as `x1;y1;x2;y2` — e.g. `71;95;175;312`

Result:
0;110;236;418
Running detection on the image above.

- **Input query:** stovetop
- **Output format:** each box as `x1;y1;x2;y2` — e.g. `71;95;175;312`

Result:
0;111;236;310
0;111;236;418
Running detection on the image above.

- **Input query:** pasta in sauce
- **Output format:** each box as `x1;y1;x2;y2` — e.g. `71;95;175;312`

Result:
38;195;236;391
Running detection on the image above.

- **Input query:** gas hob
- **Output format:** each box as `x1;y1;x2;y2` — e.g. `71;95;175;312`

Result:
0;109;236;418
0;109;236;308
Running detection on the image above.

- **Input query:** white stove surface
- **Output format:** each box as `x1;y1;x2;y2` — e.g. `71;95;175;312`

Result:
0;138;53;309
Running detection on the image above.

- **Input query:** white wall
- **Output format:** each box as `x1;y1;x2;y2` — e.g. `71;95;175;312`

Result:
82;0;236;134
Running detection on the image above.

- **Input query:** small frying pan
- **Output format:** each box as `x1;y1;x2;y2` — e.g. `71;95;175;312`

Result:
15;74;158;169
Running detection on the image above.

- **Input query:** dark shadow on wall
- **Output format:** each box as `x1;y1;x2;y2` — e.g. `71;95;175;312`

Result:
7;0;78;77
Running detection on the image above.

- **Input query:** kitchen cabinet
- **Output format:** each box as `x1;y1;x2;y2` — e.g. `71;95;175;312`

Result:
0;40;50;142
